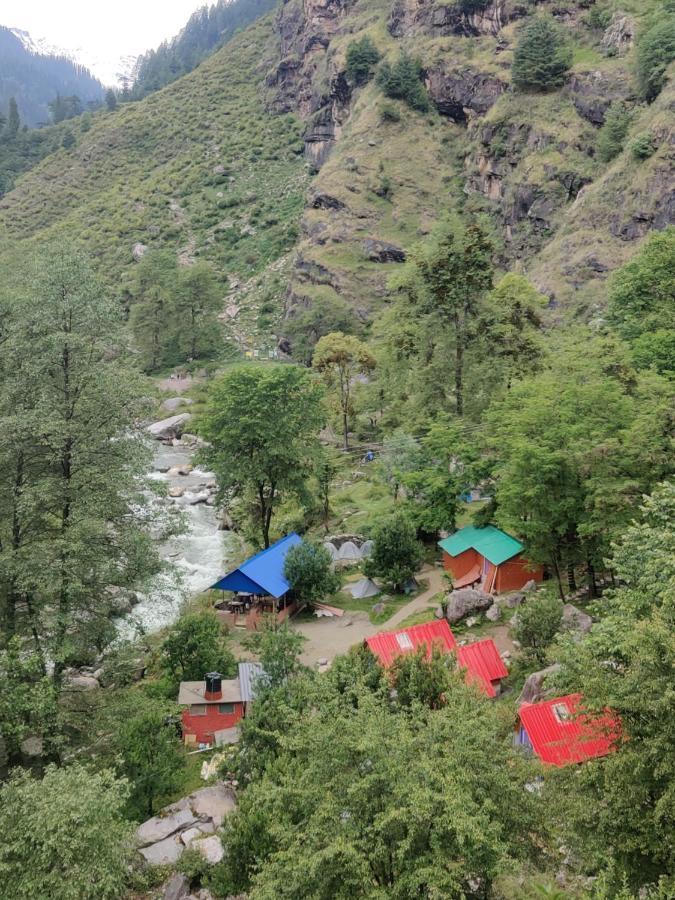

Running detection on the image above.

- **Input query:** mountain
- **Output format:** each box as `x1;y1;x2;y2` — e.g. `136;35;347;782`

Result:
0;26;104;126
0;0;672;348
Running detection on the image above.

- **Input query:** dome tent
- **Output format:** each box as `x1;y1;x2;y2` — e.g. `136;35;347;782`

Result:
350;577;380;599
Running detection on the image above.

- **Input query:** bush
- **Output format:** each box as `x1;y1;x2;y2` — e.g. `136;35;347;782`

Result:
364;511;423;591
512;16;572;92
160;611;236;688
380;101;401;123
377;53;430;112
596;103;632;162
630;131;656;159
345;36;380;86
636;9;675;102
513;593;563;663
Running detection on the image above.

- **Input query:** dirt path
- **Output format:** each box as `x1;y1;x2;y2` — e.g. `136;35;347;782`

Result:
295;565;447;666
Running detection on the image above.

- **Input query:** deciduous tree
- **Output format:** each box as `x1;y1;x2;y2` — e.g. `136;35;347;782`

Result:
364;511;423;591
313;332;375;450
284;541;340;607
199;364;325;547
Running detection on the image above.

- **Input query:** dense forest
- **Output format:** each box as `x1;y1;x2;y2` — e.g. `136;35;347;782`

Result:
0;26;103;126
131;0;278;98
0;0;673;897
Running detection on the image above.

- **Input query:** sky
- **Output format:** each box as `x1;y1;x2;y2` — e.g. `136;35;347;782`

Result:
3;0;210;83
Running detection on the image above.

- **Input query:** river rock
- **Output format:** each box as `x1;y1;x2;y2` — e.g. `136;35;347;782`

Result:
169;486;185;498
518;663;562;705
445;588;493;624
147;414;192;442
562;604;593;635
184;491;210;506
167;463;194;476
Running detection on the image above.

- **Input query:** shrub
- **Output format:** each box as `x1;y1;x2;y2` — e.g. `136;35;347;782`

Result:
596;103;632;162
513;593;563;663
345;35;381;86
636;9;675;102
380;101;401;123
364;511;423;591
630;131;656;159
512;16;572;92
377;53;430;112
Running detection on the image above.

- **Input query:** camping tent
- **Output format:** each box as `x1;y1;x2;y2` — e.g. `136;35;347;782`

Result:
350;577;380;599
338;540;361;561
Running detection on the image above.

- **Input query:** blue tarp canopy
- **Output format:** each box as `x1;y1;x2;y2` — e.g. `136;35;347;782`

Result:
210;533;302;598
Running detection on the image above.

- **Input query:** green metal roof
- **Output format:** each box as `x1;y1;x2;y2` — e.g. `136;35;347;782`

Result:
438;525;524;567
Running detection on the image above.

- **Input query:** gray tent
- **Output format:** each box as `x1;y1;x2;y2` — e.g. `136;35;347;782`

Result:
338;540;362;561
360;540;374;559
350;577;380;599
323;541;339;561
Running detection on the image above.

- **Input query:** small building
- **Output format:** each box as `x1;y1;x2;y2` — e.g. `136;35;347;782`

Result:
179;663;264;748
456;639;509;698
517;693;621;767
438;525;543;593
211;533;302;630
365;622;507;698
365;620;457;668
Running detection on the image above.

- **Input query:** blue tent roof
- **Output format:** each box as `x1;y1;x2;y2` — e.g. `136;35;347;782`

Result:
210;533;302;598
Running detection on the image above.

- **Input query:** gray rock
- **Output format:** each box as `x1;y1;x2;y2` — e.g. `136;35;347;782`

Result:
162;872;191;900
132;242;148;261
518;663;562;705
505;592;525;608
465;616;479;628
147;414;192;442
139;834;184;866
602;13;636;56
372;602;386;616
427;65;505;121
136;807;197;847
562;604;593;635
189;783;237;828
363;239;406;263
434;605;444;619
64;673;100;692
445;588;493;624
485;603;501;622
194;834;224;865
20;735;43;757
523;580;538;593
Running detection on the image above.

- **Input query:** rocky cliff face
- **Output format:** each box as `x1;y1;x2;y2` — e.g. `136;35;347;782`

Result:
266;0;674;348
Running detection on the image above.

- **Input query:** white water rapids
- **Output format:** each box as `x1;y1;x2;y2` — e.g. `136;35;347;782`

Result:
118;443;237;638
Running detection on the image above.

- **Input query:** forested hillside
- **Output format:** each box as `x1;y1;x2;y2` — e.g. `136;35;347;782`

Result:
0;1;673;898
0;27;104;126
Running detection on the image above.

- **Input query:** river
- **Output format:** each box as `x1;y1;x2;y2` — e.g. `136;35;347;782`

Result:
119;442;237;637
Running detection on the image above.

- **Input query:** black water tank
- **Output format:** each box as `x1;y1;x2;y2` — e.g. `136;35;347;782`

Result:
205;672;222;695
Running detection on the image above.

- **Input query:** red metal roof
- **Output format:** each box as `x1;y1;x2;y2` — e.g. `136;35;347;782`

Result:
519;693;621;767
365;619;457;667
456;639;508;698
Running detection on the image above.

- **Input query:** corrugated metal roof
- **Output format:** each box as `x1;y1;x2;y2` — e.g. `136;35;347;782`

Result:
438;525;523;566
210;533;302;598
238;662;264;702
519;693;621;767
366;620;457;667
456;639;508;698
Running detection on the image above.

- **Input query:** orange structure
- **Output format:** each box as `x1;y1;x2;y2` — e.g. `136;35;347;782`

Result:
439;525;543;593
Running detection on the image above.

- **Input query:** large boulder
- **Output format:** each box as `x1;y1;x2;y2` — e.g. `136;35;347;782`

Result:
518;663;562;705
146;414;192;442
194;834;225;865
445;588;493;624
162;396;193;413
485;603;502;622
139;834;184;866
189;784;236;828
162;872;191;900
427;65;506;121
363;239;406;263
137;806;198;847
63;672;100;692
562;604;593;635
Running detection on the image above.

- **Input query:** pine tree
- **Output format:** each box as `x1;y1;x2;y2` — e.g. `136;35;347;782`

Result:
105;88;118;112
7;96;20;136
597;103;632;162
346;36;380;86
512;17;572;92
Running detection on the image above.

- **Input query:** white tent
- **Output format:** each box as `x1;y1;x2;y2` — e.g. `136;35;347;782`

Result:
323;541;339;560
360;540;374;559
350;577;380;599
338;540;361;561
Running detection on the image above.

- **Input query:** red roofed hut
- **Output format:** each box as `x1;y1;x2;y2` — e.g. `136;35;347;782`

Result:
456;639;509;698
365;620;457;668
438;525;543;593
365;622;508;698
517;693;621;767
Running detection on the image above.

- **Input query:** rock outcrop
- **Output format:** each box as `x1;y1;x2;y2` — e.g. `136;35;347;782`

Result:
136;783;236;866
426;66;506;122
517;663;562;705
147;414;192;442
561;603;593;635
389;0;516;39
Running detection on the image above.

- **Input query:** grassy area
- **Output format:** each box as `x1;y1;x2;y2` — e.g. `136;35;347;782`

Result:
327;576;430;625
